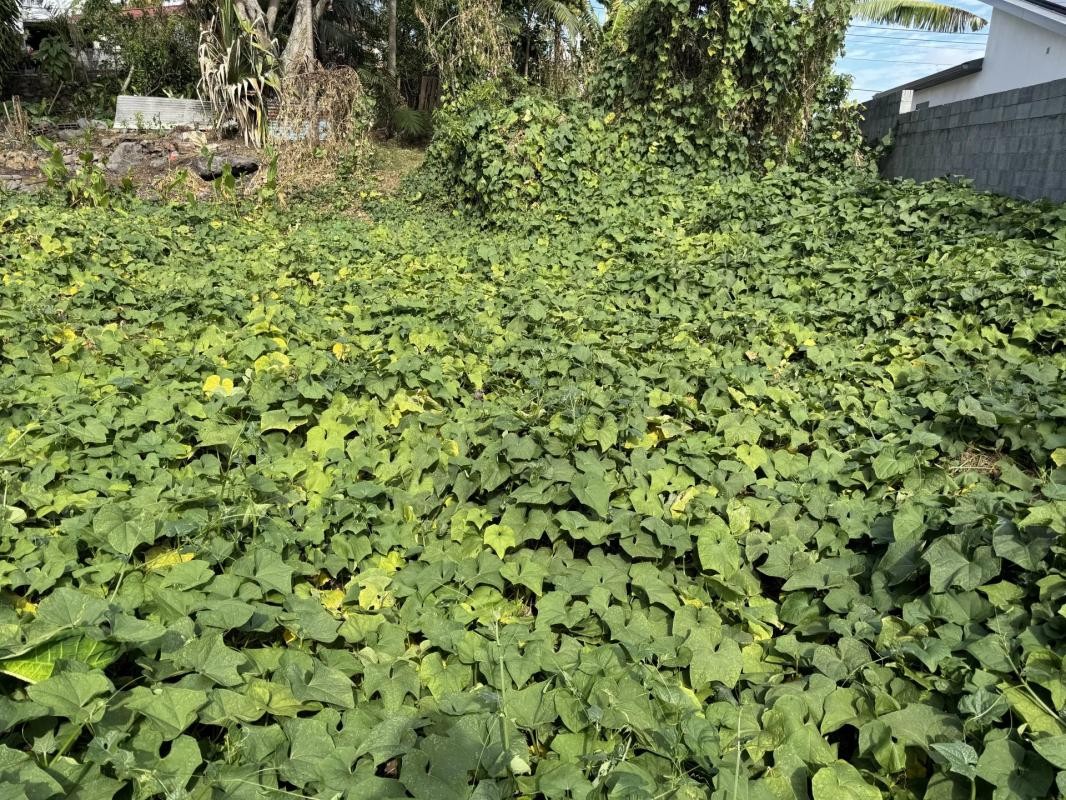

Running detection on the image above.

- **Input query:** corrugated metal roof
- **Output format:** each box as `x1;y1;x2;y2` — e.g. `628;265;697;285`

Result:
113;96;211;130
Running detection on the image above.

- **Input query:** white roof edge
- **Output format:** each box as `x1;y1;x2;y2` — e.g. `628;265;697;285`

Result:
985;0;1066;35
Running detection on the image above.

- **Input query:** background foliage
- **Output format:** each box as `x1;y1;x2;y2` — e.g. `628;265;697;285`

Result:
80;0;202;97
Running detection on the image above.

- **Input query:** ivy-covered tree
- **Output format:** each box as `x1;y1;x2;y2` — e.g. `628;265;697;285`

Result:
596;0;855;166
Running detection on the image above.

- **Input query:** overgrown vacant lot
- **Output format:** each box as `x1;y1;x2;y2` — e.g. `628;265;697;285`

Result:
1;170;1066;799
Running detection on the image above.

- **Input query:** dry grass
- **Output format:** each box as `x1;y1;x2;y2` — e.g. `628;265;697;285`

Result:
270;67;373;190
368;143;425;194
952;446;1001;476
0;97;30;146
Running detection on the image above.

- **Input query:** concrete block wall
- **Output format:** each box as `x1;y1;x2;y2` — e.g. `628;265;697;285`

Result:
860;90;908;145
860;77;1066;203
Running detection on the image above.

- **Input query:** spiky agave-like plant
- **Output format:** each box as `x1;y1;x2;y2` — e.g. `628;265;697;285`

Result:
198;0;281;146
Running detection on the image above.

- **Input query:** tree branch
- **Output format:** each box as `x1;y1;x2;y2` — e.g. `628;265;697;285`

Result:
266;0;281;33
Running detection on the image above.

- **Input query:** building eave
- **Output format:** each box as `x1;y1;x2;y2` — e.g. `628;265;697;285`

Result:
985;0;1066;35
873;58;985;99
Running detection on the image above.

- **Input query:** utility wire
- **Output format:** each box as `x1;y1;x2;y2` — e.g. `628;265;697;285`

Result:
839;55;956;64
849;23;989;35
846;32;987;47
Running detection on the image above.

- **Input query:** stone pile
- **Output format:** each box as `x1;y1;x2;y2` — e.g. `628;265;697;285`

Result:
0;125;258;194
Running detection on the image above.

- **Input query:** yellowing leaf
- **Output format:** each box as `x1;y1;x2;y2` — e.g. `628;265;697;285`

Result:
320;589;346;613
410;328;447;352
3;591;37;615
3;504;27;525
625;430;663;449
386;390;427;426
358;573;394;611
1000;685;1066;735
736;443;768;472
203;374;236;396
0;636;119;683
254;352;290;373
143;546;196;573
377;550;405;574
670;486;701;518
484;524;516;558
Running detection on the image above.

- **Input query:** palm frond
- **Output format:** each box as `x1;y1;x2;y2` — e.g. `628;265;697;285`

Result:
851;0;987;33
530;0;601;40
1;0;22;76
392;104;432;138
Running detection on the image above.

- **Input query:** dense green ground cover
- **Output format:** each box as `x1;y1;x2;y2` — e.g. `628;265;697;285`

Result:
1;169;1066;800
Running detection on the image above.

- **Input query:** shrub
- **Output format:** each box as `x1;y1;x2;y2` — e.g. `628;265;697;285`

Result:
80;0;201;97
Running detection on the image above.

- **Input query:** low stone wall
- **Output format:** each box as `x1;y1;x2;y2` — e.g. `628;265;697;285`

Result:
860;77;1066;203
0;127;257;195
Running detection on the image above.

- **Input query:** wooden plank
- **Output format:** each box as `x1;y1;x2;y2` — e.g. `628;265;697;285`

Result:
113;95;212;130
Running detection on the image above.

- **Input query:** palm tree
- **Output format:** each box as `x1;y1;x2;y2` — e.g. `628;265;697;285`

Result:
1;0;21;80
852;1;987;33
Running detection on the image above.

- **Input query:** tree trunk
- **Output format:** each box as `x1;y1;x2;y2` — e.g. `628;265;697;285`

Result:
281;0;320;74
552;21;561;86
387;0;398;90
522;23;530;78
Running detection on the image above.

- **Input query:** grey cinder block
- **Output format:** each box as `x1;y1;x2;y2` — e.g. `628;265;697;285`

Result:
869;76;1066;204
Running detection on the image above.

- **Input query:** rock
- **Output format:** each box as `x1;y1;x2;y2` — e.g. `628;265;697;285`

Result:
192;154;259;181
0;152;35;171
181;130;208;147
107;141;147;173
1;175;44;193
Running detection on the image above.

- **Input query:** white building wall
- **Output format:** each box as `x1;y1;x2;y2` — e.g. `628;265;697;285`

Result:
22;0;80;23
22;0;183;23
914;8;1066;108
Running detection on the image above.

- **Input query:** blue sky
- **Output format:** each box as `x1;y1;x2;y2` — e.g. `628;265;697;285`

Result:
838;1;993;101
